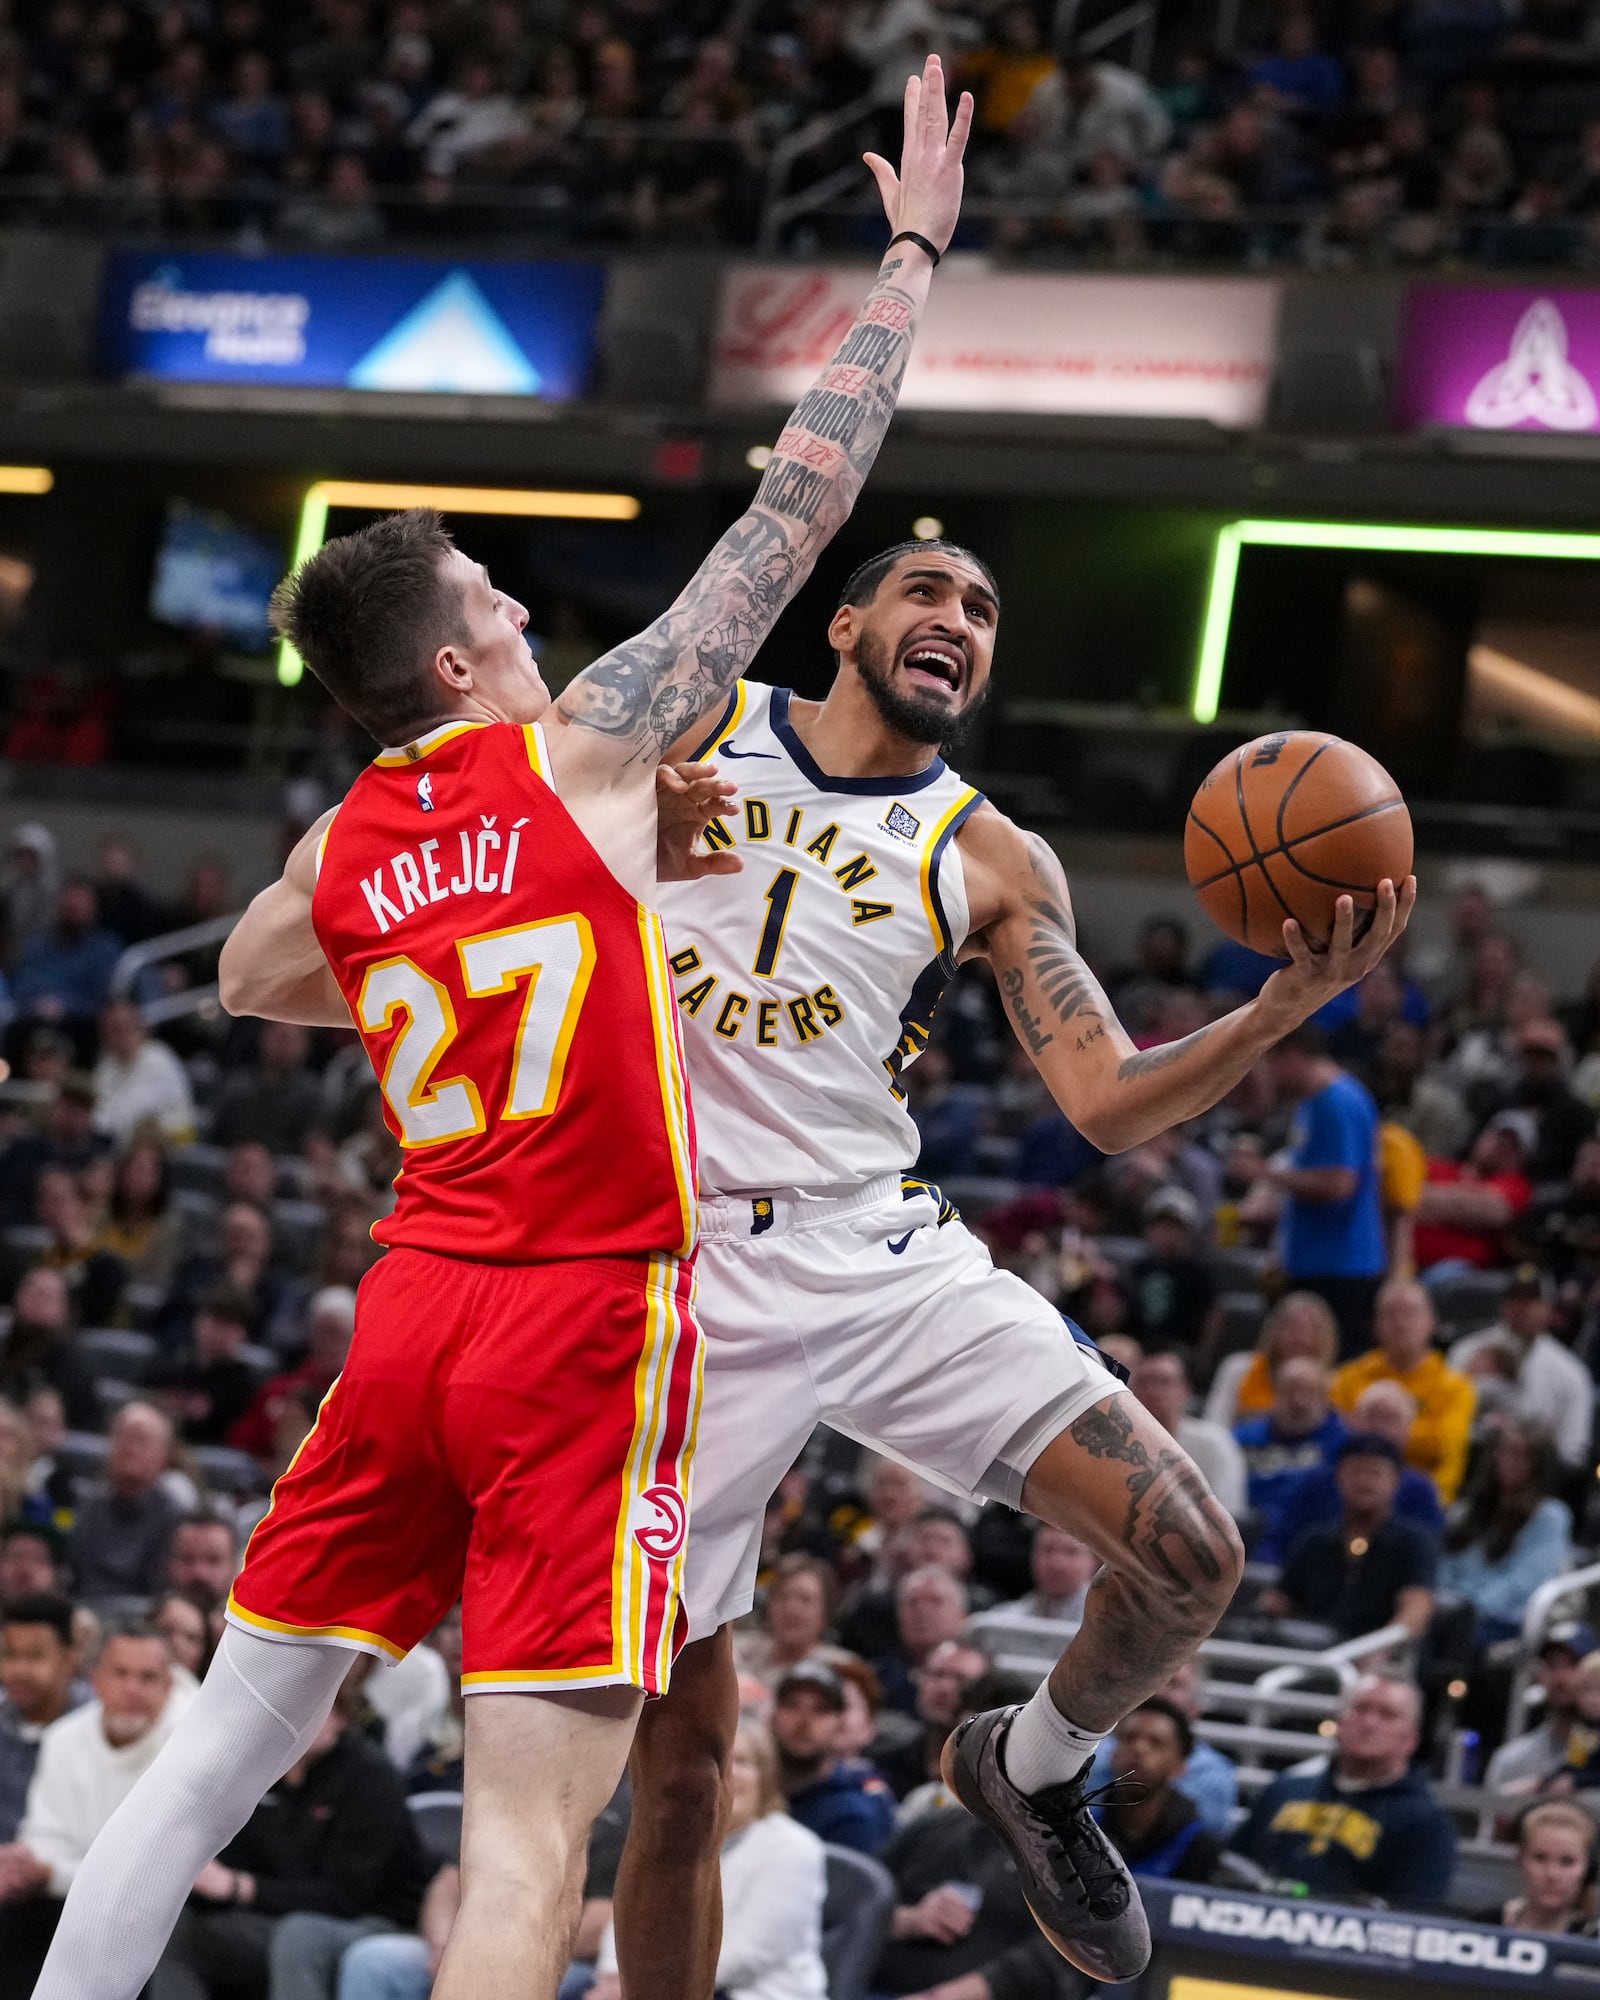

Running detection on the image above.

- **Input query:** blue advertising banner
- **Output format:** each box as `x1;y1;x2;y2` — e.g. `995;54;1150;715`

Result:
97;251;605;398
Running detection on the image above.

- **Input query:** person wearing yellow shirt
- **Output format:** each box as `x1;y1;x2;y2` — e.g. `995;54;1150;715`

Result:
1331;1278;1476;1502
959;5;1057;137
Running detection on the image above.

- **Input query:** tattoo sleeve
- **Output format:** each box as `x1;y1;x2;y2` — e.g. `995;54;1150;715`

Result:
555;256;927;760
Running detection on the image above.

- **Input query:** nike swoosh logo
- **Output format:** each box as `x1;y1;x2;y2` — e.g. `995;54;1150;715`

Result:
887;1231;916;1255
719;744;780;760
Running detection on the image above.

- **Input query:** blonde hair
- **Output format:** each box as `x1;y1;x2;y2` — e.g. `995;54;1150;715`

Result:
1575;1650;1600;1690
1262;1292;1340;1373
1518;1799;1599;1856
734;1718;788;1819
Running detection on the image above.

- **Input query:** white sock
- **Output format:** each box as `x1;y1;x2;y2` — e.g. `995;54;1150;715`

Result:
1000;1682;1106;1794
33;1627;350;2000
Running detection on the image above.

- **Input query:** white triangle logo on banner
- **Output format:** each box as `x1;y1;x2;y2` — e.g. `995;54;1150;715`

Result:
348;271;541;394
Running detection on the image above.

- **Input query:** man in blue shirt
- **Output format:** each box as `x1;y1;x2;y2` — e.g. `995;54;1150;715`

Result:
770;1664;896;1855
1270;1026;1387;1360
1234;1357;1348;1562
1231;1674;1455;1908
1273;1377;1446;1557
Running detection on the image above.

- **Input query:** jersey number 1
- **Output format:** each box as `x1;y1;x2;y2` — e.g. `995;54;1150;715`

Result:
358;915;596;1147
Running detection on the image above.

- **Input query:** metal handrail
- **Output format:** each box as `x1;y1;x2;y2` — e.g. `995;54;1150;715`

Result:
1077;0;1160;71
1506;1557;1600;1742
757;92;875;253
112;915;240;1026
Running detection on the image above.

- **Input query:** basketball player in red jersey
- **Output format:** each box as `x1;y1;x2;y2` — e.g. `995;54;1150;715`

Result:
35;57;973;2000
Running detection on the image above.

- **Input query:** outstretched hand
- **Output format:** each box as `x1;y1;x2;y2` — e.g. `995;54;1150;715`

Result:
656;760;742;882
1262;876;1419;1025
864;53;974;256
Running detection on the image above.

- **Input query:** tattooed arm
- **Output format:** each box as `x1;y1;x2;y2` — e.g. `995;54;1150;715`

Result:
958;804;1416;1154
544;56;973;781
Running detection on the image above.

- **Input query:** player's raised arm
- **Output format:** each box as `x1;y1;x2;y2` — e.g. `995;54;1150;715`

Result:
218;812;352;1027
963;810;1416;1154
547;54;972;773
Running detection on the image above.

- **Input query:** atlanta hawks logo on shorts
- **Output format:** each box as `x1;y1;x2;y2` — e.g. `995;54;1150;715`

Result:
632;1483;688;1563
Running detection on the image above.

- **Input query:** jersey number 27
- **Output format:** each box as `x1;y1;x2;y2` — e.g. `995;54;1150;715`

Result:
358;915;596;1147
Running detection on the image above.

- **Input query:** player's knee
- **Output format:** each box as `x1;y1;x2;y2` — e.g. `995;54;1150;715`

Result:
631;1736;727;1856
1119;1467;1245;1629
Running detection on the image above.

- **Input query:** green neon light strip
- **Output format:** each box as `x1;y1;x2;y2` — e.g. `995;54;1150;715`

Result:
275;488;330;688
1190;519;1600;726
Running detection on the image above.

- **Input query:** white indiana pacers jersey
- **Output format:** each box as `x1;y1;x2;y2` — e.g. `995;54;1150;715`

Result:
653;681;984;1196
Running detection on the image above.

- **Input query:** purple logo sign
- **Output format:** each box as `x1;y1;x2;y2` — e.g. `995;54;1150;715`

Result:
1396;286;1600;434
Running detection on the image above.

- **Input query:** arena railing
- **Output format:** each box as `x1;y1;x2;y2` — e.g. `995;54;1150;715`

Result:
111;911;241;1027
1504;1555;1600;1745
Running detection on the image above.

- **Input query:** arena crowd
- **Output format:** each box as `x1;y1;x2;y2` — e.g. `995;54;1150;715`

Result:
0;0;1596;264
0;826;1598;1993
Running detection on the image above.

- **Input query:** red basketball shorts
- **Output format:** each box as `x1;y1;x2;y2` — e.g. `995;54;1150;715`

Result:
227;1246;702;1695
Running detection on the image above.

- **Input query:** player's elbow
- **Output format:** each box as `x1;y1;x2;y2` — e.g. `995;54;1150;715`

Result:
1075;1103;1142;1155
217;935;263;1018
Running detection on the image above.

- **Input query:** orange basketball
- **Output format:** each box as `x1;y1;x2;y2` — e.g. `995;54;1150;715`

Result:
1184;731;1413;957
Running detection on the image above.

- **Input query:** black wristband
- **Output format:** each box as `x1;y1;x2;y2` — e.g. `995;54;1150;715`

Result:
887;230;940;268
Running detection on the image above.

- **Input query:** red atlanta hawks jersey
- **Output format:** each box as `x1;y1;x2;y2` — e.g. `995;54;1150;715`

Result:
313;719;696;1264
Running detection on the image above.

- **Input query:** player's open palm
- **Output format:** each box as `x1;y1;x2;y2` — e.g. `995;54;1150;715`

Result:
656;760;742;882
864;53;974;256
1264;875;1419;1022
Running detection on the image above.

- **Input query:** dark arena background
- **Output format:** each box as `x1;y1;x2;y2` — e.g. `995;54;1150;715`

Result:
2;2;1600;1995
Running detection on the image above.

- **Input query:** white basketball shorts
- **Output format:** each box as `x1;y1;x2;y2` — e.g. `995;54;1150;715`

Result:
681;1172;1128;1637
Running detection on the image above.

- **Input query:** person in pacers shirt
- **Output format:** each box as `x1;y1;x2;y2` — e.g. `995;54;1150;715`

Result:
31;54;973;2000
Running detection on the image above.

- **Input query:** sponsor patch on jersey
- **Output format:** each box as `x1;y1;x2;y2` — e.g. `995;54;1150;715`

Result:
882;803;921;843
417;773;435;812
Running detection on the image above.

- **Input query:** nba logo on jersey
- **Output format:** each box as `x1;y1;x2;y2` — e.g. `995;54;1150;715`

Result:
882;803;921;842
417;774;435;812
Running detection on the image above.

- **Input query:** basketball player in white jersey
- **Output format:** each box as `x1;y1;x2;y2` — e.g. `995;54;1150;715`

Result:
615;548;1416;1986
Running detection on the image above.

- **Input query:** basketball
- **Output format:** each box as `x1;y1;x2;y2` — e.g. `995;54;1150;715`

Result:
1184;731;1413;957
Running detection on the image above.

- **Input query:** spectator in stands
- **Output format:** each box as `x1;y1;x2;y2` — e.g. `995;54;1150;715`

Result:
229;1283;355;1465
1269;1026;1388;1360
1515;1136;1600;1285
596;1716;825;2000
31;1164;128;1327
91;844;166;953
0;1267;97;1430
1485;1799;1598;1932
1129;1348;1248;1517
211;1020;327;1155
1262;1433;1438;1640
0;1620;192;1988
0;1526;66;1603
1449;1266;1594;1472
1441;1417;1572;1647
159;1199;288;1347
1099;1696;1224;1882
0;1072;110;1228
1332;1277;1477;1500
91;1141;182;1299
1022;50;1173;173
1413;1113;1536;1273
1496;1018;1595;1182
1127;1186;1218;1348
873;1669;1065;1998
1560;1650;1600;1786
1001;1524;1096;1622
154;1672;431;1998
149;1589;211;1679
1087;1658;1237;1834
872;1566;969;1715
1234;1356;1349;1560
66;1400;183;1601
1486;1621;1592;1788
1204;1289;1341;1428
149;1284;261;1447
0;826;59;967
1232;1675;1456;1906
90;998;195;1147
872;1636;989;1799
10;878;121;1030
0;1594;84;1845
736;1554;852;1686
769;1662;896;1855
1250;11;1347;117
165;1513;239;1643
1275;1378;1448;1554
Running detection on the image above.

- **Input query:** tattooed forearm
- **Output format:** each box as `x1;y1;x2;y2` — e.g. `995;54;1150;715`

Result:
557;255;928;757
1116;1020;1221;1081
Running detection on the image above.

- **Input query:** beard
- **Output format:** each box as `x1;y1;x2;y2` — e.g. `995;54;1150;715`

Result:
855;628;990;752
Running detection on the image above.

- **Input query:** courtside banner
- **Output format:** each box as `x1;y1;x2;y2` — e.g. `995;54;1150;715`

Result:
709;266;1280;426
96;251;605;397
1396;285;1600;433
